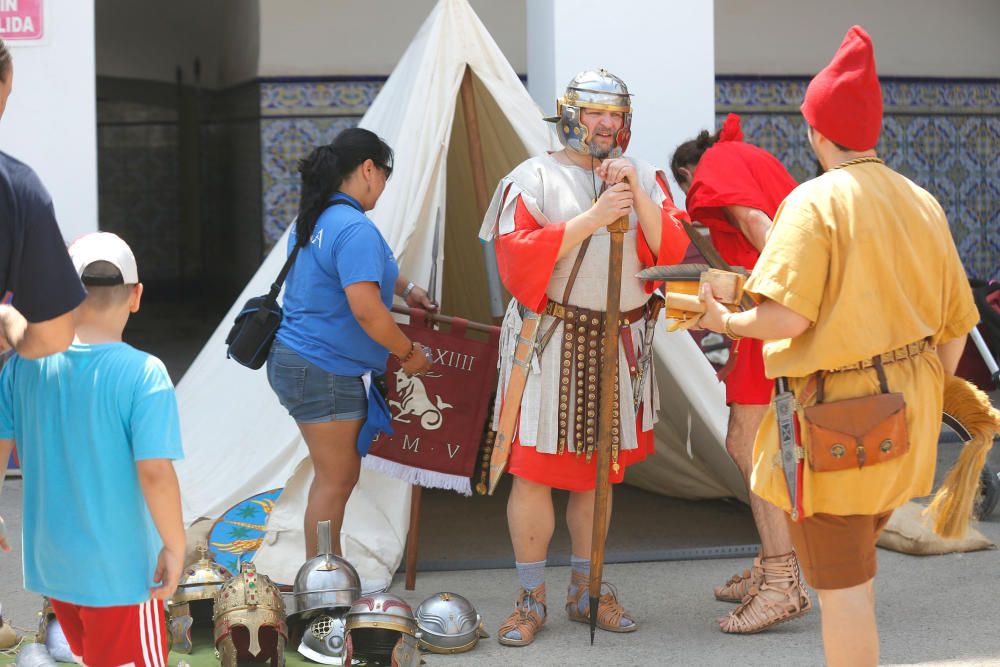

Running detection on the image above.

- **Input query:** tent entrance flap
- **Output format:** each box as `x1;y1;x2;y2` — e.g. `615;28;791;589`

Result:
442;71;526;324
459;67;504;320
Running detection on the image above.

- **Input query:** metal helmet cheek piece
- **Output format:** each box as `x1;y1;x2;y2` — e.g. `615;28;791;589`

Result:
213;562;288;667
414;592;488;654
546;68;633;158
290;520;361;621
168;544;233;653
297;613;348;665
344;593;420;667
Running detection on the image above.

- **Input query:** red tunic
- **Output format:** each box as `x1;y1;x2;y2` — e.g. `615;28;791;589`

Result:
685;114;798;405
495;178;689;492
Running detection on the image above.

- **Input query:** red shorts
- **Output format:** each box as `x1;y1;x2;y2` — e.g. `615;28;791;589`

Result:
50;598;168;667
725;337;774;405
508;412;655;492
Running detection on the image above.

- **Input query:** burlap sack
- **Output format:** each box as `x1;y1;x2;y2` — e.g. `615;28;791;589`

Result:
877;501;996;555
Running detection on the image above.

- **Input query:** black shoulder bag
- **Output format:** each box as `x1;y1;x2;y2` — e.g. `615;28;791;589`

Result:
225;199;361;369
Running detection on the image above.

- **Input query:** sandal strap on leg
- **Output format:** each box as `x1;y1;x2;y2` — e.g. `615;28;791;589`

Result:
714;556;763;602
719;552;812;634
498;585;546;646
566;579;637;633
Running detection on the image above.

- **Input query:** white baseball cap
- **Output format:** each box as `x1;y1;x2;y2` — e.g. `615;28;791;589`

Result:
68;232;139;285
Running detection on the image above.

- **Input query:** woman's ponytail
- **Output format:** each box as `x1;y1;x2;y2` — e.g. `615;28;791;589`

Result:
296;145;343;248
294;128;394;248
670;127;723;184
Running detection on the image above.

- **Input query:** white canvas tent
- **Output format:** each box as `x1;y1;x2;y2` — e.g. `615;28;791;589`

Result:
175;0;745;591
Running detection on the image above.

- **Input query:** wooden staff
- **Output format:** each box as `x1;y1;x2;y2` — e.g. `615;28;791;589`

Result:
589;213;629;644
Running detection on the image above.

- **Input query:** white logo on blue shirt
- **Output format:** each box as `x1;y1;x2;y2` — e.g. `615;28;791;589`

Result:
311;229;324;249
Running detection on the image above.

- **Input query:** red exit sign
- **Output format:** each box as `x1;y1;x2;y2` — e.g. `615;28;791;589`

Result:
0;0;44;42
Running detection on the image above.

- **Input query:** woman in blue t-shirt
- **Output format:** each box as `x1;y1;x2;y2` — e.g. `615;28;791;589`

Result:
268;128;432;559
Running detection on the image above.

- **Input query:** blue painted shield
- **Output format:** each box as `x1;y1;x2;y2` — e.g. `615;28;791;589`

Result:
207;488;284;579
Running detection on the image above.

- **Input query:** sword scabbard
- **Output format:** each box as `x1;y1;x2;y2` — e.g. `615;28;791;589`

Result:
487;311;541;495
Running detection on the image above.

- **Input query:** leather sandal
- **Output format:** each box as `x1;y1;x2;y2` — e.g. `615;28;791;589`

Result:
566;573;637;633
714;555;763;603
718;552;812;634
497;584;547;647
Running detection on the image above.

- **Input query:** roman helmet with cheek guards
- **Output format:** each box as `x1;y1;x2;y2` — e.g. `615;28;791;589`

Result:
168;544;233;653
213;562;288;667
344;593;420;667
545;68;633;158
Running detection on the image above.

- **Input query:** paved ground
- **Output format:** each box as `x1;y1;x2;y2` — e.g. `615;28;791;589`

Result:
2;477;998;666
3;309;998;664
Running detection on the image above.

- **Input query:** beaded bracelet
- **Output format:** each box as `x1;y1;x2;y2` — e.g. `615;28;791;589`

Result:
395;341;418;364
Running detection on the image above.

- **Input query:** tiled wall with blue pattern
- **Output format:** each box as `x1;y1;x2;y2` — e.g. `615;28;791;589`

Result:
259;80;383;245
716;76;999;282
257;76;998;281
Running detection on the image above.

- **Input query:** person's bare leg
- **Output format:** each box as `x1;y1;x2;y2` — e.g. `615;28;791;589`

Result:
565;487;611;559
718;404;810;632
507;476;555;562
816;580;879;667
727;404;792;557
499;476;555;645
298;419;363;559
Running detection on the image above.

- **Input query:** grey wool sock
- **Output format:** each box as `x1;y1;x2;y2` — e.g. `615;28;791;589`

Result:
517;559;547;592
502;560;547;641
570;554;590;579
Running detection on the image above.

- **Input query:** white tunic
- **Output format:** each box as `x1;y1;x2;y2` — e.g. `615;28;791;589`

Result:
481;153;670;455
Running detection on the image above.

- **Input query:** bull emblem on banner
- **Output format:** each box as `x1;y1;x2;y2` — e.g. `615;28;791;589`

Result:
389;368;454;430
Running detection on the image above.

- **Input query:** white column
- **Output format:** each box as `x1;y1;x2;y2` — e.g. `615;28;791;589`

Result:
1;0;97;241
526;0;715;206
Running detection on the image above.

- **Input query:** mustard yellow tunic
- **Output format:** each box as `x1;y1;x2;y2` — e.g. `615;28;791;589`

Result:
745;162;978;518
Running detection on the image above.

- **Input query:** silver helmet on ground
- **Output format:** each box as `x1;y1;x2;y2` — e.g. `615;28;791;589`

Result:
414;592;488;654
546;68;632;158
344;593;419;667
296;613;348;665
213;561;288;667
168;544;232;653
290;520;361;620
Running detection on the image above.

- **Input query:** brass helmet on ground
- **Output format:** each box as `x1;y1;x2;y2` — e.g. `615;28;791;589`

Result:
213;561;287;667
168;544;233;653
414;592;488;654
290;520;361;620
344;593;420;667
296;613;348;665
35;597;56;645
545;68;632;158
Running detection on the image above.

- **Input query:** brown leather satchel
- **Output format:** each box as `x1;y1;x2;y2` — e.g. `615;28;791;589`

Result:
803;356;909;472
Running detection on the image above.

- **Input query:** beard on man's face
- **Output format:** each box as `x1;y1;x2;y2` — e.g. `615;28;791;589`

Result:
588;128;616;159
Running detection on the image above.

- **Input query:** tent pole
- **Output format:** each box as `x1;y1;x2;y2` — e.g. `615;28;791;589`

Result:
404;484;422;590
460;66;505;321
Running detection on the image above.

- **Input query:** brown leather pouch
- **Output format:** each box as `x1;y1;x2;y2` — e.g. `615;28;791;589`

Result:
802;357;909;472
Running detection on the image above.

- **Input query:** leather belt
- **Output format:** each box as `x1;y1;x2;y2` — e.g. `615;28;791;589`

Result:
544;299;647;326
829;339;931;373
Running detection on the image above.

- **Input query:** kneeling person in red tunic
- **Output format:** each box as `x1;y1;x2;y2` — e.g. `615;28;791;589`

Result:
672;114;811;633
479;69;689;646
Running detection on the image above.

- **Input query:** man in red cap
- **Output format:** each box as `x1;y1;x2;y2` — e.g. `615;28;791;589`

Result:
697;26;976;666
671;115;811;634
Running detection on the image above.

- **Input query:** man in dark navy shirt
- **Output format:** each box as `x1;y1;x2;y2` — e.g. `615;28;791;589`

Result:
0;39;85;360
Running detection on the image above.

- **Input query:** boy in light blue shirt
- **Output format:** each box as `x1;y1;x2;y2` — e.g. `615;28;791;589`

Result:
0;232;184;667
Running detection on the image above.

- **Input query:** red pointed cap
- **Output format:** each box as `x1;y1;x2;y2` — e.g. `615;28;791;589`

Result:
801;25;883;150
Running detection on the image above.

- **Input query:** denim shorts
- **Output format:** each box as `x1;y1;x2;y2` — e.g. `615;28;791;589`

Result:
267;339;367;423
